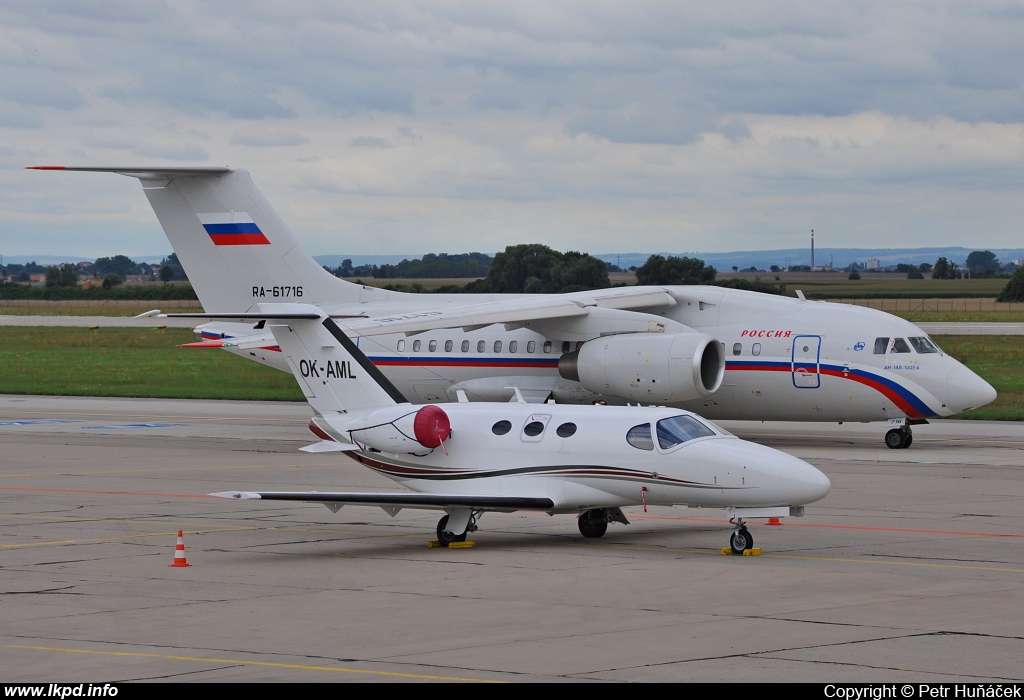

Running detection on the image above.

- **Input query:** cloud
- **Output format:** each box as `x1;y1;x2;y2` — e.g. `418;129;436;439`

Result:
348;136;392;148
231;125;309;147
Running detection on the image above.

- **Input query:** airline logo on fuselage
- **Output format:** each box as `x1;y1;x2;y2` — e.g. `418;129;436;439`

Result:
740;329;793;338
198;212;270;245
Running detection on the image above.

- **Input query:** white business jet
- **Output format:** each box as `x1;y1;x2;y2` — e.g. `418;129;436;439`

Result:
190;304;831;552
30;166;996;448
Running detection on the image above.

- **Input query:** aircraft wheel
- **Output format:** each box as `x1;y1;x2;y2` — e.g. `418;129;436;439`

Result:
436;515;467;544
885;428;907;449
729;527;753;555
578;510;608;538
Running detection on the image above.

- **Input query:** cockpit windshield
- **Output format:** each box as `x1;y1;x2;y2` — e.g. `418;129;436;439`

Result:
656;415;717;449
908;336;940;354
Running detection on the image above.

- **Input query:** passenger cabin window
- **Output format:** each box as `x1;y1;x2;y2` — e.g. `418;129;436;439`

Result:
429;340;437;352
543;341;552;353
445;340;453;352
562;341;571;353
494;340;502;353
752;343;761;356
491;420;512;435
527;341;536;353
461;340;470;352
891;338;911;353
732;343;742;356
509;340;518;353
413;340;421;352
626;423;654;451
909;337;939;353
523;421;545;437
873;337;889;354
556;422;577;438
397;339;406;352
477;340;485;353
656;415;716;449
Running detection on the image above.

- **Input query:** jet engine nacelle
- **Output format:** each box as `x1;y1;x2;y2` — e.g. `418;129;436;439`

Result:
346;405;451;454
559;331;725;403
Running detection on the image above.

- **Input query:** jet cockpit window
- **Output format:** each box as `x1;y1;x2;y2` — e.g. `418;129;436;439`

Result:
891;338;911;353
873;337;889;354
656;415;716;449
626;423;654;451
909;336;940;354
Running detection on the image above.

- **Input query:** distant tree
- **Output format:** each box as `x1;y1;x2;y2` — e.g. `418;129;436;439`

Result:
770;265;781;272
907;265;924;280
102;273;123;289
731;266;739;273
470;244;609;293
931;257;957;280
94;255;142;279
58;263;78;287
918;262;932;273
44;267;61;287
997;268;1024;302
635;255;716;286
159;264;174;283
895;263;910;273
157;253;188;281
966;250;1000;275
848;270;861;280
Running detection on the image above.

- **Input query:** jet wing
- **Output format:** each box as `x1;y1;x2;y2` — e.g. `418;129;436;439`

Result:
210;490;555;512
334;287;677;337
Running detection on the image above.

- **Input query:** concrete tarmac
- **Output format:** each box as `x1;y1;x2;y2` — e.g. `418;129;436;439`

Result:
1;395;1022;683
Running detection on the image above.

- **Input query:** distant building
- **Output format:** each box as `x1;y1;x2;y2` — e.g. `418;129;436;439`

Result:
865;258;880;270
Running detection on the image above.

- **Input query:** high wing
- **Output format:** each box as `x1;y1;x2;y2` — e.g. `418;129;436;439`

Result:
211;490;555;512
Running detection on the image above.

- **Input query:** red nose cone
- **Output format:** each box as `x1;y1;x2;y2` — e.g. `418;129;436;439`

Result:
413;405;450;448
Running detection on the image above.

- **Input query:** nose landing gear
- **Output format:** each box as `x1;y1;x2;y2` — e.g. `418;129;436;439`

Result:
729;518;754;555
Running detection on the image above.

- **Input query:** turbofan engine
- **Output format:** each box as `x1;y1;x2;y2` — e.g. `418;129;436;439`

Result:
345;405;451;454
558;331;725;403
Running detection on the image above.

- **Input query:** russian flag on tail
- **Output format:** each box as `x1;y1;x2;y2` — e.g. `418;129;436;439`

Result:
198;212;270;245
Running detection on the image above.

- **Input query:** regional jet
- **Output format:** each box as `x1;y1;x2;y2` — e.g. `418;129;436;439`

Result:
29;166;997;448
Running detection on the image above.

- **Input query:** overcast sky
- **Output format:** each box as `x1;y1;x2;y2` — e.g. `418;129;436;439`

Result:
1;1;1022;259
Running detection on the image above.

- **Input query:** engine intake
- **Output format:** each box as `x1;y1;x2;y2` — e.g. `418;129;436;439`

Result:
559;332;724;403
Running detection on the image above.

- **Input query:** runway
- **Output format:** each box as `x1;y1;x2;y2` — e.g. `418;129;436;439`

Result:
1;395;1021;682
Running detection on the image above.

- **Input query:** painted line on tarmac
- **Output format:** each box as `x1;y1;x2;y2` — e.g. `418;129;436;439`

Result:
0;409;307;423
4;645;502;682
0;486;217;499
630;514;1024;539
0;461;341;479
599;544;1024;574
1;526;261;549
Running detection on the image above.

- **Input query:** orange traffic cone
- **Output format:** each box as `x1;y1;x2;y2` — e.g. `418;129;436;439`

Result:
169;530;192;567
766;517;782;526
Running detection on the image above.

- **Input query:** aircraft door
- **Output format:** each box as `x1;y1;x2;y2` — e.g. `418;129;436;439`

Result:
791;335;821;389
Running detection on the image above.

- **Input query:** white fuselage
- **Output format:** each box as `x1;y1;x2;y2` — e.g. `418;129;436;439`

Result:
319;402;831;513
204;287;995;423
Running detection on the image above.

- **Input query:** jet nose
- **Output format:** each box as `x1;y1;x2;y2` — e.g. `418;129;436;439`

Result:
782;456;832;505
946;366;997;414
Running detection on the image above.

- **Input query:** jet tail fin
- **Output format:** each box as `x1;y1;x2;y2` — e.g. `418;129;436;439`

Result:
177;304;408;414
28;166;390;312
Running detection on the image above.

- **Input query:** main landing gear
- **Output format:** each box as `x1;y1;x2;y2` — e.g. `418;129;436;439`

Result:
885;426;913;449
436;513;478;545
577;508;631;538
729;518;754;555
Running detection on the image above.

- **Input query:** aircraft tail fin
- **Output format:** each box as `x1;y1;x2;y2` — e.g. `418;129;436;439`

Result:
258;304;409;414
28;166;385;313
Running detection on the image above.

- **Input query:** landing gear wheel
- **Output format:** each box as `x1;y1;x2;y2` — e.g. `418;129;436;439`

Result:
578;510;608;538
730;527;753;555
885;427;911;449
436;515;467;545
